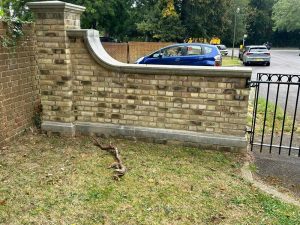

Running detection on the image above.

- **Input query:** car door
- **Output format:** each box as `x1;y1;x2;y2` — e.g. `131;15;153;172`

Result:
159;45;185;65
142;50;163;64
144;45;184;65
178;45;205;65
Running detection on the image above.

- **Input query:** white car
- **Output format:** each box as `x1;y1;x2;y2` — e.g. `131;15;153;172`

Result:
242;45;271;66
216;44;228;56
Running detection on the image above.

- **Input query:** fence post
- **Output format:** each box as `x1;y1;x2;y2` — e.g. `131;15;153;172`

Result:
27;1;85;135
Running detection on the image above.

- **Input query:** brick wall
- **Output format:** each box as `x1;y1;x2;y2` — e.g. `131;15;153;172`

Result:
27;1;251;151
102;42;174;63
69;38;249;137
0;22;39;145
102;42;128;63
128;42;174;63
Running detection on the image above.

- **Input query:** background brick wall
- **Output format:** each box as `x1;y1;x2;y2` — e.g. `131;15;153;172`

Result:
102;42;174;63
0;22;39;145
128;42;174;63
102;42;128;63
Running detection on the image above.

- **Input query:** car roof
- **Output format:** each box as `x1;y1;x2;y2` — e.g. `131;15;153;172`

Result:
163;43;217;48
146;43;218;57
247;45;268;48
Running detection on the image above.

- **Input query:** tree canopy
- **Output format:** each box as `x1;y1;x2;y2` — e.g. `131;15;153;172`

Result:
272;0;300;31
0;0;298;46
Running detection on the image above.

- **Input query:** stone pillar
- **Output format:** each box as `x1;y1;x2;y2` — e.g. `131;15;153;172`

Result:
27;1;85;134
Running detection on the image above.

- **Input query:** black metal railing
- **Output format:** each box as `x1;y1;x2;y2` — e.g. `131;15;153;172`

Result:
249;73;300;157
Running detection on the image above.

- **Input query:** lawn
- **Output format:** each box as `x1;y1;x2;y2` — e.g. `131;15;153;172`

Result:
1;132;300;224
222;56;242;67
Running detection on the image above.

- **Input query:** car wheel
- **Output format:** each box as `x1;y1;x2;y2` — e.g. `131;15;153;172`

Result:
266;62;270;66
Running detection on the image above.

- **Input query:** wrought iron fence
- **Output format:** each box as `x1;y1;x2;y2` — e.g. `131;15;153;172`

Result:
249;73;300;157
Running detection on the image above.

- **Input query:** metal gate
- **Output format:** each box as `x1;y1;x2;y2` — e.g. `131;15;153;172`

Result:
249;73;300;157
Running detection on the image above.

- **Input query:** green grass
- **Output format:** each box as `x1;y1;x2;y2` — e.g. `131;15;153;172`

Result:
222;56;242;66
248;97;299;134
0;133;300;224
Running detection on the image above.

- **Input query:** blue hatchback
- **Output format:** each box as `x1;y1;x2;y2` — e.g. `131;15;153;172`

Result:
135;43;222;66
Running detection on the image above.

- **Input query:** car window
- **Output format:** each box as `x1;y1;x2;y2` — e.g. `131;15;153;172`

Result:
203;46;213;54
161;46;186;57
249;47;268;52
187;45;202;55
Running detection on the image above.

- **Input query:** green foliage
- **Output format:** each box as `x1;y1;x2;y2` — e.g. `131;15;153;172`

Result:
273;0;300;31
246;0;275;44
0;0;33;21
1;0;297;46
0;16;25;48
136;0;185;41
180;0;232;39
65;0;135;41
221;0;249;46
0;0;33;48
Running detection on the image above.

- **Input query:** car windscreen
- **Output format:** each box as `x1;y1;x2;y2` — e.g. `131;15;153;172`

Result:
249;47;268;52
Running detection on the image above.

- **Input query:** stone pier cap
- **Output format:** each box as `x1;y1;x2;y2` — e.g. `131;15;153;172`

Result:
26;1;86;12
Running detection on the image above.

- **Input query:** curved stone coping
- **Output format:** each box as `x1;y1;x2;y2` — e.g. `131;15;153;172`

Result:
67;29;252;78
27;1;85;12
42;121;247;149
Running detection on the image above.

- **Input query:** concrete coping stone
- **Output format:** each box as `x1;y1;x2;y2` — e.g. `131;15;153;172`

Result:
27;1;86;12
67;29;252;78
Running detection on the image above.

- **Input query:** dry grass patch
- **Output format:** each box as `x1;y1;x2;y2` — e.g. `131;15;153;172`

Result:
0;132;300;224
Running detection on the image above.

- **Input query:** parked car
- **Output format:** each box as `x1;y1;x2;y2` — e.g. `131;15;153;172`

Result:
216;44;228;56
242;45;271;66
135;43;222;66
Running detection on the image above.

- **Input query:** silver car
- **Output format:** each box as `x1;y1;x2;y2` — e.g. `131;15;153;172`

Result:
242;45;271;66
216;44;228;56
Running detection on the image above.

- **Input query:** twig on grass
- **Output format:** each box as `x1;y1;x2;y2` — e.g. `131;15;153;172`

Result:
92;136;127;180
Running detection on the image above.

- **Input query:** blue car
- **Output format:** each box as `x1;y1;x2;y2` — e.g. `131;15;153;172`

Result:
135;43;222;66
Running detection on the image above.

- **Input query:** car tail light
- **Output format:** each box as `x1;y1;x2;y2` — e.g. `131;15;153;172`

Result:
214;55;222;66
246;52;253;55
264;52;270;55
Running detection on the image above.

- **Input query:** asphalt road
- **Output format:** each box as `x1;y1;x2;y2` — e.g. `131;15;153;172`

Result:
229;49;300;117
250;49;300;117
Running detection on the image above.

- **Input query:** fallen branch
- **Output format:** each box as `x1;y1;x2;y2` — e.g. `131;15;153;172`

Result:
92;136;127;180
